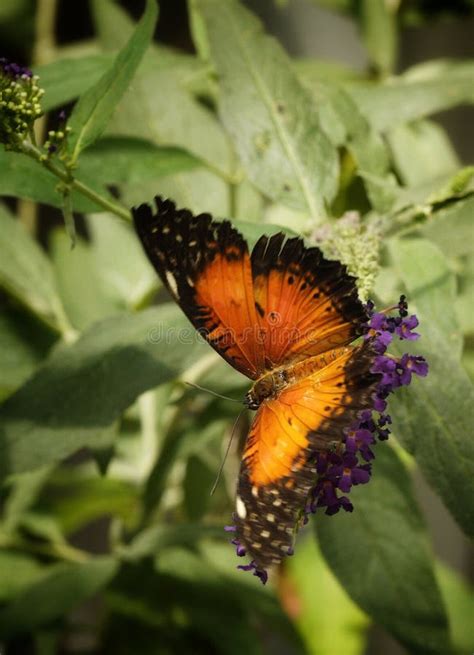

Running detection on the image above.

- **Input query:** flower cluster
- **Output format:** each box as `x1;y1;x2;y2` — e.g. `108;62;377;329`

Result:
0;58;44;149
312;211;381;302
306;296;428;518
226;295;428;583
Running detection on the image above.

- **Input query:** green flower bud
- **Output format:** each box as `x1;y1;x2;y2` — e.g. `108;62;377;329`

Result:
312;212;380;302
0;58;44;150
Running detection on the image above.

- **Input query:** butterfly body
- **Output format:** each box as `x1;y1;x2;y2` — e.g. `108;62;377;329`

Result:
133;197;378;572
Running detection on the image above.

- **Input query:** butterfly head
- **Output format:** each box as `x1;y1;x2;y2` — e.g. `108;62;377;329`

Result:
244;369;289;410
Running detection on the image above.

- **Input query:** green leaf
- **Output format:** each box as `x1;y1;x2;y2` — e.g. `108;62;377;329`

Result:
286;535;370;655
316;445;452;655
87;213;158;310
3;467;52;532
0;305;209;479
44;474;138;535
388;238;474;537
78;137;200;188
0;204;70;334
195;0;338;218
307;82;397;211
49;229;120;331
0;551;46;602
0;149;115;213
388;238;462;357
34;54;113;113
421;195;474;258
0;307;56;399
183;455;216;520
93;0;233;178
349;59;474;132
359;0;397;75
0;557;118;637
388;119;460;187
67;0;158;163
123;166;231;218
123;523;225;561
436;561;474;654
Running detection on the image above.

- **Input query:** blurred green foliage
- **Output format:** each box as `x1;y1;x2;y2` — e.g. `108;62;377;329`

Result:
0;0;473;653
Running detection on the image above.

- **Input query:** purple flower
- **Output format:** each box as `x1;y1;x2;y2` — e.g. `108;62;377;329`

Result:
0;57;32;78
398;354;429;385
237;561;268;585
371;355;398;387
396;315;420;341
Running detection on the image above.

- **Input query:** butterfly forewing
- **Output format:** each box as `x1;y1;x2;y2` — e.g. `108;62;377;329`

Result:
133;197;264;379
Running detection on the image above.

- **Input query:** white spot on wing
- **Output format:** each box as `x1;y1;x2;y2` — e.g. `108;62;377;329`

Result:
266;513;275;522
251;486;258;498
260;530;270;538
236;495;247;519
165;271;178;297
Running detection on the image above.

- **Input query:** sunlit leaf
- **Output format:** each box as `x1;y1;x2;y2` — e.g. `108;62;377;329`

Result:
316;445;452;654
195;0;338;218
67;0;158;163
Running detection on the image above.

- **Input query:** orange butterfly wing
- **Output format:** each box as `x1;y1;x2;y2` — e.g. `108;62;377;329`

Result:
133;197;264;378
133;198;367;379
234;344;377;568
251;233;366;369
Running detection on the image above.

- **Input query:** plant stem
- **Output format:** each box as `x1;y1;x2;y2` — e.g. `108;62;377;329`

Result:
21;142;132;222
0;532;89;563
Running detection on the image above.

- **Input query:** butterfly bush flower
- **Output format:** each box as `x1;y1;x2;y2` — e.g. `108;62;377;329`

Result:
312;211;381;302
0;58;43;150
227;294;428;583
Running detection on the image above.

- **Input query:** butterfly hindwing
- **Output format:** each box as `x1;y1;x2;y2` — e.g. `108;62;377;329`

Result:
133;197;264;379
234;344;378;568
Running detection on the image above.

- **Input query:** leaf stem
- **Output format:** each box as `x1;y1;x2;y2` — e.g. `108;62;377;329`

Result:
21;142;132;222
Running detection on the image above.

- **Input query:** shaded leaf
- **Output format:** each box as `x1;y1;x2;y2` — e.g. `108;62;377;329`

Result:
0;307;56;399
195;0;338;218
78;137;200;188
421;195;474;258
49;229;119;331
388;238;474;538
316;445;452;655
388;119;460;187
0;204;70;334
87;213;158;310
0;305;208;479
0;557;118;637
93;0;233;177
183;455;216;520
67;0;158;162
349;59;474;132
0;149;116;213
0;552;46;603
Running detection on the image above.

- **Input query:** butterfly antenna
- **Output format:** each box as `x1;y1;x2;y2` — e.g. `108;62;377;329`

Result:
210;409;245;496
184;381;241;403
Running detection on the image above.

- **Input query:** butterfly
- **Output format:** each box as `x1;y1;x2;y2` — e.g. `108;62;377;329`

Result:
133;196;378;572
